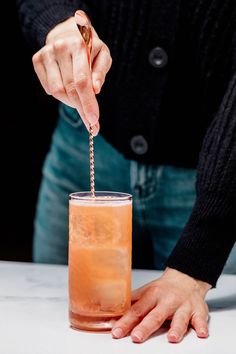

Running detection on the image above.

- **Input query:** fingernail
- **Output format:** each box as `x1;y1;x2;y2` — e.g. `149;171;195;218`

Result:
199;328;208;337
168;331;179;341
88;113;98;125
132;330;143;342
112;327;123;338
92;122;99;136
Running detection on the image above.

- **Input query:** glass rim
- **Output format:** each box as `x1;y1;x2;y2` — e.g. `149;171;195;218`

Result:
69;191;132;202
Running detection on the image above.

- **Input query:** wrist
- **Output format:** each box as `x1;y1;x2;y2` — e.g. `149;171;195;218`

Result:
163;267;212;297
195;278;212;296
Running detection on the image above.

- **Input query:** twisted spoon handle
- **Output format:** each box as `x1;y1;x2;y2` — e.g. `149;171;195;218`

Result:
76;10;95;198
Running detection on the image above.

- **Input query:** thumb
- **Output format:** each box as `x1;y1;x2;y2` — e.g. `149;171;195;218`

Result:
74;10;90;26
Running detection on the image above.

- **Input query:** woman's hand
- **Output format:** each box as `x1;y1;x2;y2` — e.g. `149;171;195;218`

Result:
32;12;112;135
112;268;212;343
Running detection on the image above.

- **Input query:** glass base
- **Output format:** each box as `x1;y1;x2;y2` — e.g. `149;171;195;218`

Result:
69;310;121;332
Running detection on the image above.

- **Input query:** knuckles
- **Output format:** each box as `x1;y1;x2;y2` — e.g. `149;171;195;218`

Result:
33;35;84;64
130;306;145;320
32;52;41;66
53;38;68;52
65;82;78;97
164;293;180;306
53;36;83;53
147;312;165;327
70;36;85;51
32;32;111;104
50;84;65;97
39;45;54;61
74;73;89;90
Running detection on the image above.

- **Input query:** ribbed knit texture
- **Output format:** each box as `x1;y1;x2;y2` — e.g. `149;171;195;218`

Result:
167;72;236;286
17;0;236;286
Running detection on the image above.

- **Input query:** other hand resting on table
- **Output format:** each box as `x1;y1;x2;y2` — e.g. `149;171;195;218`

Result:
112;267;211;343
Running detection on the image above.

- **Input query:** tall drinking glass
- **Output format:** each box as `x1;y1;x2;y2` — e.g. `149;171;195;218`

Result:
69;191;132;331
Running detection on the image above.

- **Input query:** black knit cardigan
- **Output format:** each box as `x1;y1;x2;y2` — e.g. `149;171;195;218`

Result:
17;0;236;286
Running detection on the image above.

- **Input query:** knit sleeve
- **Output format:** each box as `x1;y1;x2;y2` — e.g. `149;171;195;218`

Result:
167;72;236;287
17;0;89;50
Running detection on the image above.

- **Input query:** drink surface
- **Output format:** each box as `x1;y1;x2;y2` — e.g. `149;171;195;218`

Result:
69;199;132;323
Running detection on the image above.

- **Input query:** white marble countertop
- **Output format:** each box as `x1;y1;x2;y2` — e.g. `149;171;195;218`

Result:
0;261;235;354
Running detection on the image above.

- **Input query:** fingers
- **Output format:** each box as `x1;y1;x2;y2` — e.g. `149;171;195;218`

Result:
32;14;112;137
168;308;191;343
33;47;73;108
168;304;209;343
112;290;157;339
41;47;71;105
191;310;209;338
33;36;100;133
72;42;99;125
111;270;210;344
130;305;171;343
32;16;103;135
54;40;88;126
32;57;50;95
168;306;209;343
92;44;112;94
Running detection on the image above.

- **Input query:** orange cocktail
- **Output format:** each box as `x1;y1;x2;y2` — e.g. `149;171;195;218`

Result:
69;192;132;331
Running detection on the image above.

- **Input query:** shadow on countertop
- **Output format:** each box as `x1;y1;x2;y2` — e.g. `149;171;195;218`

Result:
207;294;236;311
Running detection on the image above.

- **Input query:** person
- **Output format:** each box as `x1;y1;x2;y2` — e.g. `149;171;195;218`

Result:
17;0;236;343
